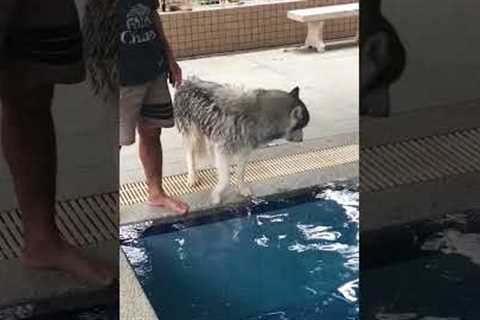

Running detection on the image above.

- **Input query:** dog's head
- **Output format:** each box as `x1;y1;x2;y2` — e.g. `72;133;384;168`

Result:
285;87;310;142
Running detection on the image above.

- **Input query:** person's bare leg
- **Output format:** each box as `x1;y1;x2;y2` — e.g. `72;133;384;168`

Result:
0;69;114;285
137;120;188;213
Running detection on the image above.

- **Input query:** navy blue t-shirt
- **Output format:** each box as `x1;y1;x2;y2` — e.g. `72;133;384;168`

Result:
119;0;167;85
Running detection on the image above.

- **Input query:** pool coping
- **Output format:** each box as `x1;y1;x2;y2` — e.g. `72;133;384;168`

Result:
120;181;358;240
361;171;480;232
360;98;480;148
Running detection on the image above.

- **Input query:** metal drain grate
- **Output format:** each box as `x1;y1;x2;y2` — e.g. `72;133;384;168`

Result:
361;128;480;193
0;193;118;261
120;144;359;206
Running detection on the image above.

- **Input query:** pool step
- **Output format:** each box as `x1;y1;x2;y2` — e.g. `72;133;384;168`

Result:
120;144;359;207
0;193;118;261
361;127;480;193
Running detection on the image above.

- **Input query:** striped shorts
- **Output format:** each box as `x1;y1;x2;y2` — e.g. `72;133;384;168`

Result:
0;0;85;84
119;75;175;146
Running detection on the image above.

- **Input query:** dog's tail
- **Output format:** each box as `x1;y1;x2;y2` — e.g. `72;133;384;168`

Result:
174;77;210;159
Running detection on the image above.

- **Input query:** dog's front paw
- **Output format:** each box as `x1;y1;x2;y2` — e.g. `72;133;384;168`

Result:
187;173;198;187
238;184;252;197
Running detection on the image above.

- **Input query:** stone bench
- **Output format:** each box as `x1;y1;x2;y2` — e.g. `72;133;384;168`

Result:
287;3;359;52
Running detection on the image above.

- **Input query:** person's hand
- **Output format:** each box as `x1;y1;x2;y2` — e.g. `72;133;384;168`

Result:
168;60;182;88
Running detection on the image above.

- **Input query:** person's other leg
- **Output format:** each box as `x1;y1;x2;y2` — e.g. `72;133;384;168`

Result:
0;0;114;284
0;67;113;285
138;120;188;213
138;78;188;213
0;69;57;252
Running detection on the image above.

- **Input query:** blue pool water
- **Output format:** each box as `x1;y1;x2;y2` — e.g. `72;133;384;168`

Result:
121;187;359;320
362;212;480;320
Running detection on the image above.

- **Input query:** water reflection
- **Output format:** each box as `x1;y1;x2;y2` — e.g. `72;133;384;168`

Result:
338;279;359;303
297;224;341;241
317;188;359;272
256;213;289;226
119;220;153;244
122;245;152;279
254;235;270;247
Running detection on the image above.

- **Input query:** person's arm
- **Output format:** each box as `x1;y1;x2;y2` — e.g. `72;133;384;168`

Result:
152;9;182;86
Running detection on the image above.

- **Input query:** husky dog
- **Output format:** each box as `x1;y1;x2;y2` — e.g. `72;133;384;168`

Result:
174;77;310;204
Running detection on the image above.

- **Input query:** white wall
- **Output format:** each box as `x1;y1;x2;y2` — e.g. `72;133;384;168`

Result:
383;0;480;113
0;0;117;210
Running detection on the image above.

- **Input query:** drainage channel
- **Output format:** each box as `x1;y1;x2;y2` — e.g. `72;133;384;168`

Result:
0;193;118;260
361;127;480;193
120;144;359;207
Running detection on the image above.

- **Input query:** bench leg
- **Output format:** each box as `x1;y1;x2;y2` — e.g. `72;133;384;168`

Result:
305;21;325;52
354;18;359;43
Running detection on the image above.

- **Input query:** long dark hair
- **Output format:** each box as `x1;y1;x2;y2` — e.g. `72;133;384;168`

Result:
82;0;119;102
361;0;407;89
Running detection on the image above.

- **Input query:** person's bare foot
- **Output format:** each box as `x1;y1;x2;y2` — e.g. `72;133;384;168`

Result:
147;192;189;214
21;238;115;286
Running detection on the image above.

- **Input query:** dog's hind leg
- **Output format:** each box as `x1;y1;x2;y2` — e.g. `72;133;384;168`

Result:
186;144;197;187
236;151;252;197
184;134;198;187
184;127;208;187
206;143;215;166
211;144;230;205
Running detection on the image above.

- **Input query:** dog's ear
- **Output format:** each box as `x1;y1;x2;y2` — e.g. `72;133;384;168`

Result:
291;105;310;129
289;86;300;99
292;106;302;120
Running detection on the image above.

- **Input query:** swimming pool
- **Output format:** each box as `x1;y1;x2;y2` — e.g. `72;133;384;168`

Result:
121;185;359;320
361;211;480;320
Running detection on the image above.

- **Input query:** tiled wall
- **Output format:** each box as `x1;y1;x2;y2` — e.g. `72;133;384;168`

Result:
160;0;358;58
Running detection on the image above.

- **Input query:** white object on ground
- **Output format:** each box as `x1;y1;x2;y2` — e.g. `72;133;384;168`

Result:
287;3;359;52
421;229;480;266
